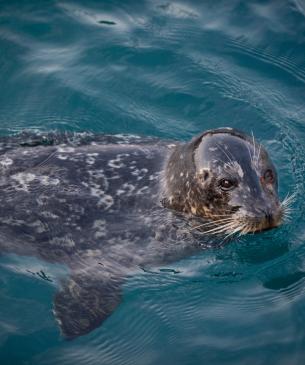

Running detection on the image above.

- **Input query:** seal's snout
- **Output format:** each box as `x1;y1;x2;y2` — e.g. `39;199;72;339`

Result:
235;201;284;233
263;206;283;227
267;204;284;226
260;207;283;231
265;211;273;225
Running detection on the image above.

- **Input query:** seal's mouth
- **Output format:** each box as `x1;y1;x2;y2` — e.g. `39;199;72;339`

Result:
194;214;282;236
191;194;294;238
238;214;283;234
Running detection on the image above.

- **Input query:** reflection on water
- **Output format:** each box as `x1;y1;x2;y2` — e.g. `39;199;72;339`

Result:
1;0;305;364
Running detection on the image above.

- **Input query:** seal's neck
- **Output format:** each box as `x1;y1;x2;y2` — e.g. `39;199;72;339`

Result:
162;142;198;213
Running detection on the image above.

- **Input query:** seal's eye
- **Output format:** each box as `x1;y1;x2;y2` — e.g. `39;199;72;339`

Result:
219;178;236;191
263;169;274;184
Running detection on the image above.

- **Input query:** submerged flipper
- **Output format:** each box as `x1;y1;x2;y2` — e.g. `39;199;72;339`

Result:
53;272;123;339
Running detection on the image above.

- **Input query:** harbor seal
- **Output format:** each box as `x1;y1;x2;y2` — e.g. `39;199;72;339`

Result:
0;128;290;339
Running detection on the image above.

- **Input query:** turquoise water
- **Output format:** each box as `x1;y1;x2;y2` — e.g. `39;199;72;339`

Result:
1;0;305;364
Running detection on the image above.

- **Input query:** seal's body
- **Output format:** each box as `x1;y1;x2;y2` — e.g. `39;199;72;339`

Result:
0;140;165;263
0;129;287;339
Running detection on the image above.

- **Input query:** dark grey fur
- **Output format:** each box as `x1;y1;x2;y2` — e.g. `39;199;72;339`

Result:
0;133;200;339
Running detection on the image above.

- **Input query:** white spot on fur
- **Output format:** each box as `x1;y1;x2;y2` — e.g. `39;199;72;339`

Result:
108;158;123;169
39;176;60;186
98;194;114;209
116;183;135;196
108;153;130;169
149;173;159;181
0;157;13;167
11;173;36;191
131;168;148;180
90;187;114;209
2;217;25;226
136;186;149;195
40;211;59;219
92;219;107;239
86;153;98;165
86;156;96;165
57;146;75;153
29;220;46;233
50;236;75;248
12;172;36;183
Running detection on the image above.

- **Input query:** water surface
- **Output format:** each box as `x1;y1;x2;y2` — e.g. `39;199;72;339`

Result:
1;0;305;364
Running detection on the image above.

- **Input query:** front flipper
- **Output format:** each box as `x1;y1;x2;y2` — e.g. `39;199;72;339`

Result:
53;272;123;339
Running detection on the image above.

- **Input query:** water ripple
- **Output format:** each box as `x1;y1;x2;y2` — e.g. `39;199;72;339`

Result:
1;0;305;364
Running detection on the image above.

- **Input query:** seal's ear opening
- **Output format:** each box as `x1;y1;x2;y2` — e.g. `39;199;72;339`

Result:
196;169;210;185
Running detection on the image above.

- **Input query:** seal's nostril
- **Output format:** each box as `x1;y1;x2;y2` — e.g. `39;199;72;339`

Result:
265;212;273;224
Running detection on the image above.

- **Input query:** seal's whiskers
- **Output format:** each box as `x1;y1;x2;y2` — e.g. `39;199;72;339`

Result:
245;141;254;166
191;217;234;231
251;131;256;166
216;143;235;164
256;143;262;167
200;220;241;235
222;223;247;241
280;192;296;222
281;192;296;208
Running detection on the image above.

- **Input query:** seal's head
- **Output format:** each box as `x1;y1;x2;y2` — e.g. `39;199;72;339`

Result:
164;128;289;235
